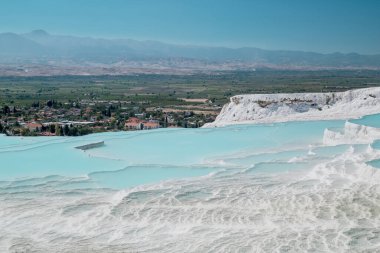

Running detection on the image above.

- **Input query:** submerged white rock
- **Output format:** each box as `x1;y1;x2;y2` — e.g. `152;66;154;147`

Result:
204;87;380;127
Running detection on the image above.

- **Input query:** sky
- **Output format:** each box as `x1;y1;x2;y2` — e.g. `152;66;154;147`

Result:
0;0;380;54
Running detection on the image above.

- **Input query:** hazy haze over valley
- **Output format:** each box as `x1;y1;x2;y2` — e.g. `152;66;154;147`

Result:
1;30;380;76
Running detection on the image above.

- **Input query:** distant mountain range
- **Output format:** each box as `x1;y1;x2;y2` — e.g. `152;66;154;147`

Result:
1;30;380;75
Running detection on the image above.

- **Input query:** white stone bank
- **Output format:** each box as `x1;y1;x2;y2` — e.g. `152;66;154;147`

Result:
204;87;380;127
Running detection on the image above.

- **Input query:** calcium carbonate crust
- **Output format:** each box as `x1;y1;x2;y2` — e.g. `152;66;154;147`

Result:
204;87;380;127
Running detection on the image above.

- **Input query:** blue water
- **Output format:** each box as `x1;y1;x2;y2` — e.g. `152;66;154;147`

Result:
350;113;380;128
350;113;380;169
1;117;380;252
0;119;344;187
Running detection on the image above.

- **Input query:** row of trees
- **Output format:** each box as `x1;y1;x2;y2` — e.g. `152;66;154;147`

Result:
43;124;94;136
31;100;63;108
2;105;17;115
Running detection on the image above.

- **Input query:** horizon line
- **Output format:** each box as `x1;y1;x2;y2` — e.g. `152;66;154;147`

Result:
2;29;379;56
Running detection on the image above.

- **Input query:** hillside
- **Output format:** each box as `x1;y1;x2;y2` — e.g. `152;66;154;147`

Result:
204;87;380;127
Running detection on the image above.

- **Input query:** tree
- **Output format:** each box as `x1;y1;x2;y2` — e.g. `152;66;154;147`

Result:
55;124;62;136
32;101;40;108
69;126;78;136
2;105;10;115
50;124;56;134
106;107;111;117
63;125;69;136
21;128;30;136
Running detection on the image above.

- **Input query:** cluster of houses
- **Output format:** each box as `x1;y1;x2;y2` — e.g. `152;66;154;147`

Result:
1;98;218;136
15;117;159;136
124;117;160;130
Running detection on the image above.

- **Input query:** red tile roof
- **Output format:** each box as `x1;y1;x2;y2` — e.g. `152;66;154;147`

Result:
144;122;159;128
26;122;42;128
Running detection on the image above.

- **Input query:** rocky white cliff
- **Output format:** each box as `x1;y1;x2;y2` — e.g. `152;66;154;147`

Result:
204;87;380;127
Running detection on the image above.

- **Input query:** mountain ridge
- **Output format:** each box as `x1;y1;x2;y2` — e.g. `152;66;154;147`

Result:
1;30;380;75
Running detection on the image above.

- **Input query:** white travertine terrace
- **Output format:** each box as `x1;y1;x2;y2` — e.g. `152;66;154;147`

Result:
204;87;380;127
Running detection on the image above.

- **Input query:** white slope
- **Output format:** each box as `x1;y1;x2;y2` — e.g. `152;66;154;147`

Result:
204;87;380;127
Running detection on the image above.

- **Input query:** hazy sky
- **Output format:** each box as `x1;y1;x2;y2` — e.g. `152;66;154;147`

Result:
1;0;380;54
